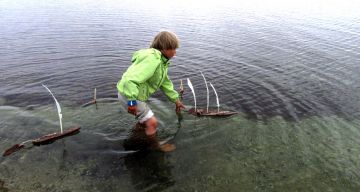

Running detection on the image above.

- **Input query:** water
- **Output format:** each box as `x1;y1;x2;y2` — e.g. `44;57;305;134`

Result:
1;0;360;191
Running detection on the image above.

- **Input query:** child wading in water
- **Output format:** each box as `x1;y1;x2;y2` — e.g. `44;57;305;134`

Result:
117;31;185;152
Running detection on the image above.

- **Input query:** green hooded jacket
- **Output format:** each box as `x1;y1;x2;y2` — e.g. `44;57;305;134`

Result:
117;48;179;103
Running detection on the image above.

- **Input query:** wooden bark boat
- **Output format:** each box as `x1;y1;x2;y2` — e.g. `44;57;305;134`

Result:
32;126;81;146
188;108;238;117
81;98;119;107
3;126;81;156
81;100;96;107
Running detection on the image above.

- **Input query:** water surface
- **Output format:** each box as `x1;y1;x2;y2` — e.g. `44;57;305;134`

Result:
1;0;360;191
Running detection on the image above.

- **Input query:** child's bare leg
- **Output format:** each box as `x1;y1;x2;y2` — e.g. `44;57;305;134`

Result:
144;116;158;136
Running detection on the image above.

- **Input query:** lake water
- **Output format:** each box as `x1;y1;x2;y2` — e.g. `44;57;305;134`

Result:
1;0;360;191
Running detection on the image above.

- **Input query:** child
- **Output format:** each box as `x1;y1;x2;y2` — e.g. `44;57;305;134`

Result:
117;31;185;150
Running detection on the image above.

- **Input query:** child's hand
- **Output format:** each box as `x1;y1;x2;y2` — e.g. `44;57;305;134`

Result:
128;106;137;115
175;100;185;114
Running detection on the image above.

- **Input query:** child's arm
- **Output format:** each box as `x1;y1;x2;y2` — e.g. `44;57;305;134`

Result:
160;74;179;103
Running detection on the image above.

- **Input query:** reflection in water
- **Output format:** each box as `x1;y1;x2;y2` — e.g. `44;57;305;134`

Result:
123;123;159;151
0;179;9;192
59;140;68;171
123;123;175;191
124;151;175;192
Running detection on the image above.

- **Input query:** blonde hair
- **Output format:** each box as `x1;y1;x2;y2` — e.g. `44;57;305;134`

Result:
150;31;180;50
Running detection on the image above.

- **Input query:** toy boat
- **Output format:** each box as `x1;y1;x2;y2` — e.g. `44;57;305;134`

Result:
3;126;81;157
32;126;81;146
188;108;238;117
81;98;119;107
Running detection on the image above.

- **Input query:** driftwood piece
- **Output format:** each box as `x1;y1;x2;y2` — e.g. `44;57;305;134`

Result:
188;108;238;117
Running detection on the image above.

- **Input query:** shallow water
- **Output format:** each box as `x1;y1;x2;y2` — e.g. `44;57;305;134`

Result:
1;0;360;191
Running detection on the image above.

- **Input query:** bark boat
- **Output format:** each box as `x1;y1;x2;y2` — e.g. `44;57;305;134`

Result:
81;98;119;107
3;126;81;156
32;126;81;146
188;108;238;117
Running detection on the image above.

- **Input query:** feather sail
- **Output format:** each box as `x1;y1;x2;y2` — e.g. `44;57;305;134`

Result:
42;84;63;133
209;83;220;113
187;78;197;111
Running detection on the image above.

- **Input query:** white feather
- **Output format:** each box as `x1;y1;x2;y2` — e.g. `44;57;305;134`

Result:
42;84;63;133
200;71;209;113
94;88;97;100
187;78;197;111
210;83;220;113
